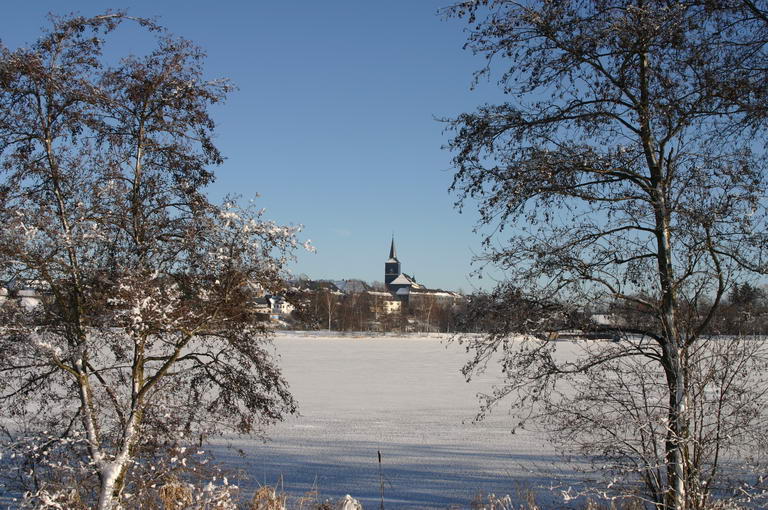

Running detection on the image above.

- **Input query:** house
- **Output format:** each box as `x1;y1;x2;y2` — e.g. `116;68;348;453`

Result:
409;288;463;307
253;296;272;317
366;290;402;316
17;289;42;310
333;279;370;294
1;280;45;310
269;295;294;318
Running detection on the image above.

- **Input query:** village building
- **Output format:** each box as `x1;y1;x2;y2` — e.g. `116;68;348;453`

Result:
366;290;402;316
269;295;295;319
252;296;272;317
0;279;45;310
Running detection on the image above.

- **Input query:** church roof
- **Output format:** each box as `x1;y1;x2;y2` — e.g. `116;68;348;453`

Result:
389;274;414;285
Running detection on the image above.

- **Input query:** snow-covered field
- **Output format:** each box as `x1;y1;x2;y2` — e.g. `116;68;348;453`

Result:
211;332;582;509
0;332;586;509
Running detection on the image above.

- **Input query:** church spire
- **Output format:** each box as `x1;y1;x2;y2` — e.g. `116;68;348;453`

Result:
389;236;398;260
385;235;401;288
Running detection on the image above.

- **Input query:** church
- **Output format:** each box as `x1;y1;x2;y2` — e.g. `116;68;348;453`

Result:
383;238;463;308
383;237;426;304
344;237;464;318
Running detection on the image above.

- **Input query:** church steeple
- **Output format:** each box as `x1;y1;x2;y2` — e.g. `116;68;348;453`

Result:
388;236;398;261
385;236;401;287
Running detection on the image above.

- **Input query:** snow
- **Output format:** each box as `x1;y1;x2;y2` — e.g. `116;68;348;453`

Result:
210;333;584;509
0;332;589;509
388;275;414;285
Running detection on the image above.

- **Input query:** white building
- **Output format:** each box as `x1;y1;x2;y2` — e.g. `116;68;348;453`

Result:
366;290;402;316
0;283;43;311
269;295;294;318
17;289;42;310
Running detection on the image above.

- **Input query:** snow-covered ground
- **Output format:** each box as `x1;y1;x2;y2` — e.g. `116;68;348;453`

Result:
0;332;586;509
211;333;583;509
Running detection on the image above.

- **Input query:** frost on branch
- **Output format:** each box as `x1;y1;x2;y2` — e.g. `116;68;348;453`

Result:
0;12;303;509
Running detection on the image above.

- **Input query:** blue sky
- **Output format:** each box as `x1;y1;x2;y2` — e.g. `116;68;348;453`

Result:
1;1;507;292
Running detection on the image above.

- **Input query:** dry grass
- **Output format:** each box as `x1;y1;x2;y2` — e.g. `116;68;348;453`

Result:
249;485;287;510
158;478;193;509
469;488;654;510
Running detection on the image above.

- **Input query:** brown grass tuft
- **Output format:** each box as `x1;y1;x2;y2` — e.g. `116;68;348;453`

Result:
158;477;193;509
249;485;287;510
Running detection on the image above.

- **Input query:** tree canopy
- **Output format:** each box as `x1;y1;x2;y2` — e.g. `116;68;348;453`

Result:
445;1;768;509
0;13;301;509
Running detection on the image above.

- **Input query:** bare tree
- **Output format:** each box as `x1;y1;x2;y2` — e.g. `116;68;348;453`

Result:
321;289;339;331
545;336;768;508
0;14;300;509
444;2;768;509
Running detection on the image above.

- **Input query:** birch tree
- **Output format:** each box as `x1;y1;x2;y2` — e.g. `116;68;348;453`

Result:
0;14;300;509
445;2;768;509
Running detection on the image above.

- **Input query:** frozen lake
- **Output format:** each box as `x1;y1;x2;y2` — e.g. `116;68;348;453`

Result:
212;332;579;509
0;332;582;509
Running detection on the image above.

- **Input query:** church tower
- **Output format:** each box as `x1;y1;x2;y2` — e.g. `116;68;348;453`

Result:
384;237;401;287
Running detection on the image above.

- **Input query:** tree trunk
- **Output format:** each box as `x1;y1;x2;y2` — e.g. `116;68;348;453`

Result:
654;196;688;510
662;343;688;510
95;413;140;510
96;474;118;510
